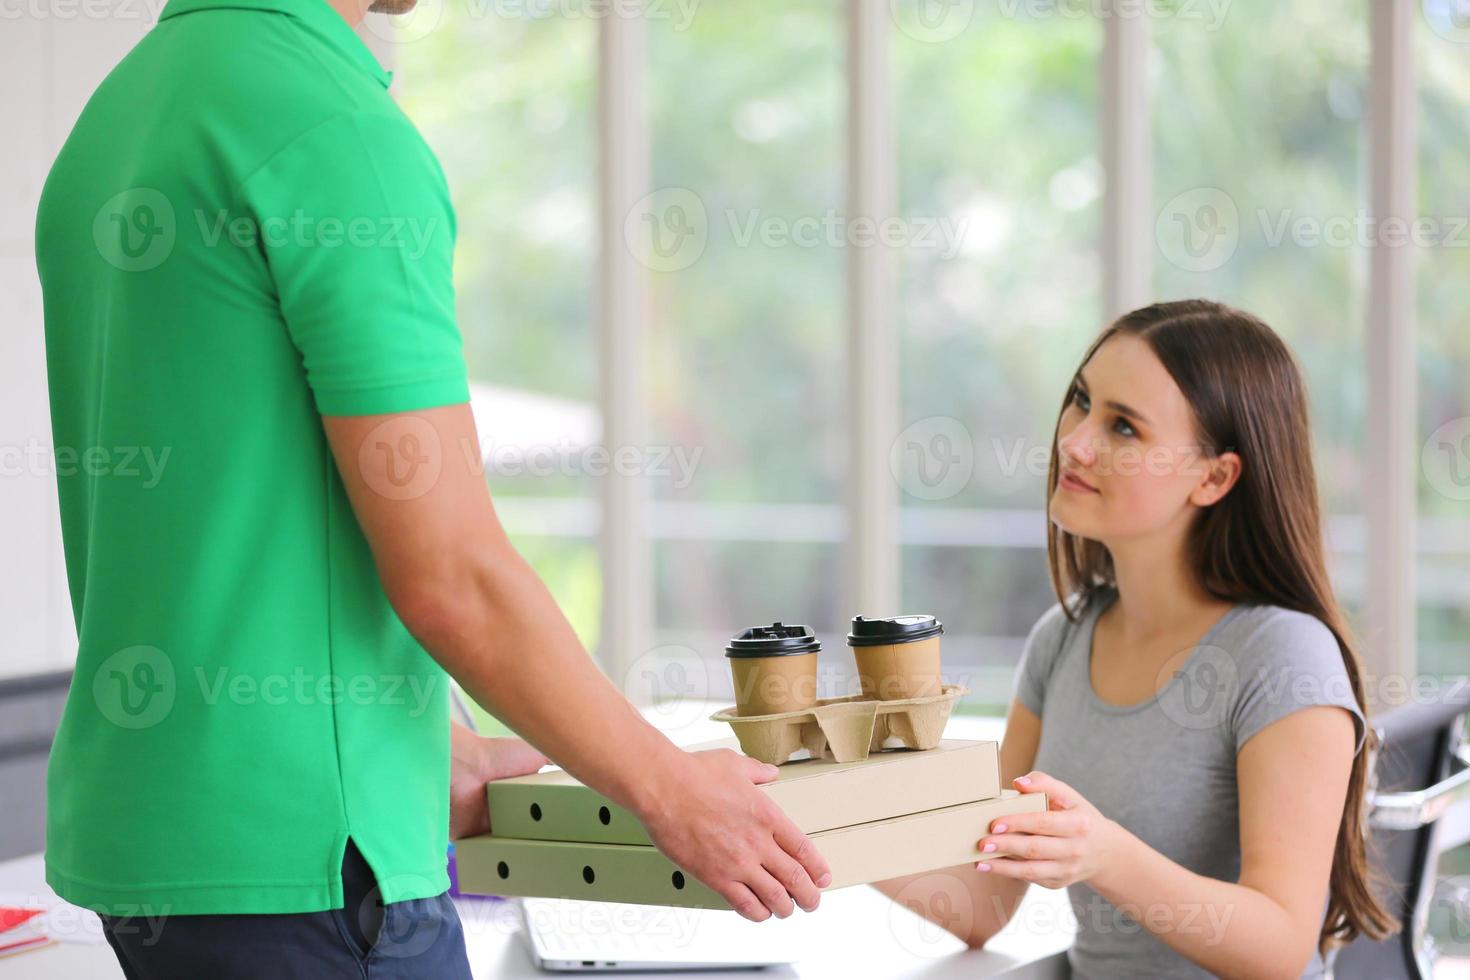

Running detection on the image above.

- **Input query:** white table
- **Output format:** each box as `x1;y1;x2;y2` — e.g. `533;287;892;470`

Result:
1;711;1074;978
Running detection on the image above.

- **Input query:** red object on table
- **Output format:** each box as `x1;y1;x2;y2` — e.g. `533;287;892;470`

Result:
0;906;50;957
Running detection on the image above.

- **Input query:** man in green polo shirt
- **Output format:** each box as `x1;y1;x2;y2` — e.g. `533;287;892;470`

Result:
36;0;830;973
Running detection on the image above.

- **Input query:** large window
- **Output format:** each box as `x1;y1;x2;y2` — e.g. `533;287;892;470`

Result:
394;6;600;732
1416;12;1470;681
1151;1;1369;612
645;0;846;682
391;0;1454;716
895;6;1100;708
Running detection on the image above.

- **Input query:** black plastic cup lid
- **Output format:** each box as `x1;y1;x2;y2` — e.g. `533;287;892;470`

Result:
846;615;944;647
725;622;821;658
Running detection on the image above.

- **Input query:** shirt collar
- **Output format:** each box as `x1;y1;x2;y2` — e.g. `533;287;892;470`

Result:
158;0;392;89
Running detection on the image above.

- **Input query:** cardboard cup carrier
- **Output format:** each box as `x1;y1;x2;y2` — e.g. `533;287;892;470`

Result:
715;616;957;765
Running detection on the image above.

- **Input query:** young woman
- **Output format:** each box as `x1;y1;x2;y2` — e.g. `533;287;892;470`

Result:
877;300;1396;977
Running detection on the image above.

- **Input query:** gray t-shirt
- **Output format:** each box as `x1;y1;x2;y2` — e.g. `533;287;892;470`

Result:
1014;589;1365;980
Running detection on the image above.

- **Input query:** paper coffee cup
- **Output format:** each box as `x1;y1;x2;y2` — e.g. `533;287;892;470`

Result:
846;615;944;701
725;622;820;717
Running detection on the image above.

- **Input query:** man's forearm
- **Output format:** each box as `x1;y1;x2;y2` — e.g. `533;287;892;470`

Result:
413;548;690;823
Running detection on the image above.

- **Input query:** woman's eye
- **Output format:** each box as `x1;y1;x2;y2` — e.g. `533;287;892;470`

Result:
1071;387;1090;411
1114;418;1137;438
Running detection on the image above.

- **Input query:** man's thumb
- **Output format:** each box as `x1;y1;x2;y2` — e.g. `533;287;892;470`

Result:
743;756;782;784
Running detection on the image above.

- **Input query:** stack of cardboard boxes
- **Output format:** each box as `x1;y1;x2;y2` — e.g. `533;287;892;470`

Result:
455;737;1046;908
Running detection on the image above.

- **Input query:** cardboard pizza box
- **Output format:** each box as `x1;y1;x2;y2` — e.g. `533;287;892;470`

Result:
456;789;1046;910
486;738;1001;845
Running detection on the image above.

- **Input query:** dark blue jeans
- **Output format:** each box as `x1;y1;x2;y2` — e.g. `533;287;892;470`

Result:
100;841;472;979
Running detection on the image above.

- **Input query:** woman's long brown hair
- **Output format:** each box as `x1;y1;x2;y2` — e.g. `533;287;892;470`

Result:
1044;299;1397;954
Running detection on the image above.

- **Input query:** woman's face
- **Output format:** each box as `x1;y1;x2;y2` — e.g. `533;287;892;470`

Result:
1049;332;1238;544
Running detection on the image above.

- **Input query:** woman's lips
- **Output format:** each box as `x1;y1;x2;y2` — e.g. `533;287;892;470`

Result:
1059;471;1099;494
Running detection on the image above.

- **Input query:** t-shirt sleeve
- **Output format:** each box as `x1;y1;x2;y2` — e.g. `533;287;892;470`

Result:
1011;603;1071;717
240;111;469;416
1228;608;1367;757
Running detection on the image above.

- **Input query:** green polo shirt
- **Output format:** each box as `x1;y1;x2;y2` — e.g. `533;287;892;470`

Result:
35;0;469;914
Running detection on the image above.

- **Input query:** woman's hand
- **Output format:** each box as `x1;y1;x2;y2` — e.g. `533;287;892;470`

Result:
974;771;1122;889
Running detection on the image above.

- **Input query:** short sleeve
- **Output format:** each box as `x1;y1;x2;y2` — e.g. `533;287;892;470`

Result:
241;111;469;416
1012;603;1070;717
1228;609;1367;757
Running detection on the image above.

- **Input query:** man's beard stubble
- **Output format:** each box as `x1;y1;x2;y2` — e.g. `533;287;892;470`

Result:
368;0;417;14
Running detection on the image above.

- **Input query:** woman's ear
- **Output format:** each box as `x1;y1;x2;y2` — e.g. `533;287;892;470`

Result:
1190;450;1242;507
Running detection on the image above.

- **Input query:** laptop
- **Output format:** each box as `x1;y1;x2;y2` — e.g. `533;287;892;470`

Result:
517;897;802;973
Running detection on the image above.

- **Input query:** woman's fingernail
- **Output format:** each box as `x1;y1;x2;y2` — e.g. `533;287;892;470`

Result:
975;862;991;872
1015;776;1032;787
817;873;832;887
992;823;1007;834
982;843;996;853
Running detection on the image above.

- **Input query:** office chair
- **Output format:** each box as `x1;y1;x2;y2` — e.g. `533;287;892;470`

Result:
1330;678;1470;979
0;669;72;860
